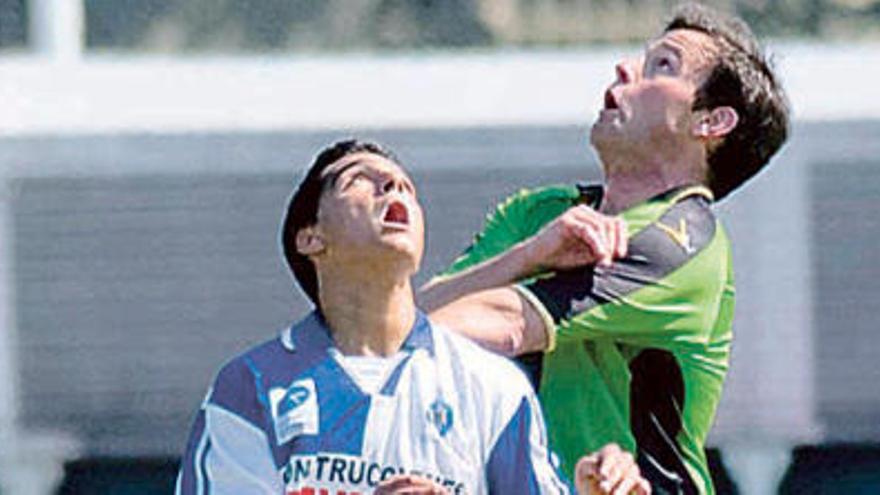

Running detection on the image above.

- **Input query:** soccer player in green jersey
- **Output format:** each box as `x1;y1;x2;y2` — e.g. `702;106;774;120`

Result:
420;4;789;494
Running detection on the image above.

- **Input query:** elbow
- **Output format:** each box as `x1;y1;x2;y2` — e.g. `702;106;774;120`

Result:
494;311;529;357
483;290;535;357
428;288;536;357
471;328;524;357
429;306;527;357
500;335;526;357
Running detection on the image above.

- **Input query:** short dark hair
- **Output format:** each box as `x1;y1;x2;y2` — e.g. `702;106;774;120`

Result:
281;139;399;307
666;3;790;201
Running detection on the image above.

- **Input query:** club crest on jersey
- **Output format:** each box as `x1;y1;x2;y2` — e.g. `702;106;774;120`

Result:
427;398;453;437
656;218;695;254
269;378;319;445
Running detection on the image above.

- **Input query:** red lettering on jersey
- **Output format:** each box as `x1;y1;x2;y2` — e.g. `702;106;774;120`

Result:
288;486;360;495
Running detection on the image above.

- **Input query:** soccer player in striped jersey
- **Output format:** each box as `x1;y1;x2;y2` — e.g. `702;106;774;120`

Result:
176;139;650;495
421;4;789;494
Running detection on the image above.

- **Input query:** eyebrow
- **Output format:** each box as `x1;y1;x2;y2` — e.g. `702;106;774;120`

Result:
323;159;416;190
323;159;364;187
648;39;684;59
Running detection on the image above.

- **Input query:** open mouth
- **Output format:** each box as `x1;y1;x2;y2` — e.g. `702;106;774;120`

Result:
382;200;409;228
603;89;619;110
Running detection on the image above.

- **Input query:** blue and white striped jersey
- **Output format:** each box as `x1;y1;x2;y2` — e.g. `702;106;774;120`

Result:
177;310;571;495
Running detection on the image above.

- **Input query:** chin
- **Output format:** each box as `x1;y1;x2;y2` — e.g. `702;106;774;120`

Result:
385;253;421;280
589;124;602;148
379;240;422;266
590;129;620;158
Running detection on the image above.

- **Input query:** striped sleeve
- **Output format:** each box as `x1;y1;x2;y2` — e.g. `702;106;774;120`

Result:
176;359;283;495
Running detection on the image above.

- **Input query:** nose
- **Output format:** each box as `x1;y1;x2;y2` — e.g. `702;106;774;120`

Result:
381;175;407;195
615;58;637;85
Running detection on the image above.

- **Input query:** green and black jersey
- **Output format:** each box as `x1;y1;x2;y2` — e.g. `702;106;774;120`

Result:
442;184;734;494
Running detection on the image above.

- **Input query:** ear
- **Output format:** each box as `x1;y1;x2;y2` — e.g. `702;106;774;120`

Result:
692;106;739;139
295;225;325;256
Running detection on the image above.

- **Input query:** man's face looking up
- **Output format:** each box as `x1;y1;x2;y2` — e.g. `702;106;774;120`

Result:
309;152;425;275
591;28;721;171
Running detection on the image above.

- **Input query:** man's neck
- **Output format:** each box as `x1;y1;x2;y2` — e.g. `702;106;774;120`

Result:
599;150;706;214
318;266;417;357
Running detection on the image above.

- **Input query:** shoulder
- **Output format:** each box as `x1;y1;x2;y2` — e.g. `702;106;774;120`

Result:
496;184;581;214
216;327;292;380
211;334;284;400
484;183;585;240
199;333;285;432
624;186;715;228
624;187;719;265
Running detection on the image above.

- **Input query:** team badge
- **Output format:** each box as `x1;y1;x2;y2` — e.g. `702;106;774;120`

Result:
656;218;695;254
269;378;319;445
427;398;453;437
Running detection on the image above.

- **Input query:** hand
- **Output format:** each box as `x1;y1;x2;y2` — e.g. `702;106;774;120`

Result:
575;444;651;495
373;475;450;495
522;205;627;272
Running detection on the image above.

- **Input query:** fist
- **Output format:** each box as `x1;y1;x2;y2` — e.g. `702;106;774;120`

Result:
575;444;651;495
373;475;450;495
523;205;627;272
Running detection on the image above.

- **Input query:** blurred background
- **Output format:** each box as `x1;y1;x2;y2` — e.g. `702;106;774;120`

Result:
0;0;878;494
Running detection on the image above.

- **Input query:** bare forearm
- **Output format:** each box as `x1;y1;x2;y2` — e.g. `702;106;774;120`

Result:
428;287;547;356
418;241;533;313
420;205;626;356
419;205;626;313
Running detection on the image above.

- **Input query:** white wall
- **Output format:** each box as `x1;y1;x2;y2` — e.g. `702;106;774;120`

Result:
1;42;878;137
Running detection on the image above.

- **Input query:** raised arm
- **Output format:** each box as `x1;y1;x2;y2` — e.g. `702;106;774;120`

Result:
521;194;727;347
421;204;626;356
426;285;551;356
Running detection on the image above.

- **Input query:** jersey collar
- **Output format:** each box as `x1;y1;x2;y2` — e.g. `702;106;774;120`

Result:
281;310;435;357
663;184;714;204
655;184;715;204
578;183;714;209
